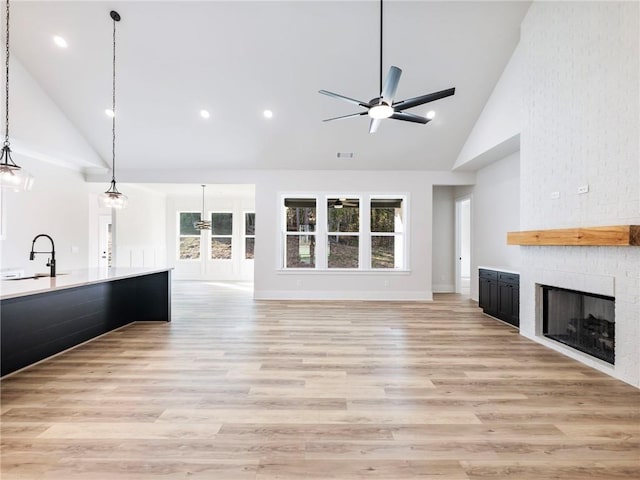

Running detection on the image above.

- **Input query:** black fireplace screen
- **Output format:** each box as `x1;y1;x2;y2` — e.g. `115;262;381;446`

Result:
542;286;615;364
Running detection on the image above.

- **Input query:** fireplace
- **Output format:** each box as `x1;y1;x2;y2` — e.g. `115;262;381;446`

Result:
542;286;615;364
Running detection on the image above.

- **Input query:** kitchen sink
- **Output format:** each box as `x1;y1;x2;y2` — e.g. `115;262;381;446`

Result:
3;273;69;280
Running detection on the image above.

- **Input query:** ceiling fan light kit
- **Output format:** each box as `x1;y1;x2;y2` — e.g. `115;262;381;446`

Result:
319;0;455;133
368;104;394;119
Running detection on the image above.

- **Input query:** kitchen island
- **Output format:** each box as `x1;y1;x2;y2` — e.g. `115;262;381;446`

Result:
1;267;172;376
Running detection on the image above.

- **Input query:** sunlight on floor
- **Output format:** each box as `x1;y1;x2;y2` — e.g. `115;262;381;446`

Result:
205;281;254;292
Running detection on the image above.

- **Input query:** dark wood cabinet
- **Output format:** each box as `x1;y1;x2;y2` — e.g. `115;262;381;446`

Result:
479;269;498;316
479;268;519;328
1;270;171;376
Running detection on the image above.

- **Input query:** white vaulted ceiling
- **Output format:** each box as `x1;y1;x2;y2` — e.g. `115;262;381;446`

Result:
10;1;530;174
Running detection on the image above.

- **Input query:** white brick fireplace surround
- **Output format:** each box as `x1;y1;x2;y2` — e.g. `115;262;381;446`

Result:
518;3;639;387
519;247;639;386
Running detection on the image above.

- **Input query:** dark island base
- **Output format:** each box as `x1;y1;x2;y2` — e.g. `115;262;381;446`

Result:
1;270;171;376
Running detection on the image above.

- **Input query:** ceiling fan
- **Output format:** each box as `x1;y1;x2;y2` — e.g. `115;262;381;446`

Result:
329;198;358;209
319;0;455;134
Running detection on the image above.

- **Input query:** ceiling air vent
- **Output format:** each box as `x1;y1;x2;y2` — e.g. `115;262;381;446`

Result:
336;152;355;159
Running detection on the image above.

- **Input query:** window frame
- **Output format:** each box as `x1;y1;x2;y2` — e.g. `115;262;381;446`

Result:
326;195;361;270
210;211;234;261
282;196;318;269
243;211;256;260
177;211;203;261
369;195;407;270
280;193;409;272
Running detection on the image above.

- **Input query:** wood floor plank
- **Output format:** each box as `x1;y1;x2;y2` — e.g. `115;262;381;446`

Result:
1;281;639;479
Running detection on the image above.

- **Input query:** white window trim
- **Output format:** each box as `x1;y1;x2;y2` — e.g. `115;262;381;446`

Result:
326;195;362;269
210;211;234;261
370;193;409;270
279;193;410;272
243;210;256;261
177;211;202;261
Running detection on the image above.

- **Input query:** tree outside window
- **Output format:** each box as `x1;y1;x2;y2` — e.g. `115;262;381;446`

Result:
245;212;255;260
284;198;316;268
371;198;404;269
327;198;360;268
178;212;201;260
211;212;233;259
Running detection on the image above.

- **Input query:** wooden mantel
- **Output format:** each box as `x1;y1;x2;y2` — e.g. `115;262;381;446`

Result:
507;225;640;246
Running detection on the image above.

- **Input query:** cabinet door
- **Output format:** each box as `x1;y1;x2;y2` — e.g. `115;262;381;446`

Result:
479;278;498;315
498;282;513;321
510;285;520;327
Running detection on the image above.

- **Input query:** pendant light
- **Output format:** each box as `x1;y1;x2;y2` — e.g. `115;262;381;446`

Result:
194;184;211;230
98;11;127;209
0;0;34;192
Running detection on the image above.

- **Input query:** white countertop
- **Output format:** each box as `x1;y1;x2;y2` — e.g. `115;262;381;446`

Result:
478;266;520;275
0;267;172;300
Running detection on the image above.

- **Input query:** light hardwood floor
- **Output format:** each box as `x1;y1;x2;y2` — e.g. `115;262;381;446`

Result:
1;281;639;479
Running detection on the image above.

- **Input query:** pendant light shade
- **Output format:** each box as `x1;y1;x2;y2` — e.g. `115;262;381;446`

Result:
0;0;34;192
194;184;211;231
98;10;127;209
98;179;128;209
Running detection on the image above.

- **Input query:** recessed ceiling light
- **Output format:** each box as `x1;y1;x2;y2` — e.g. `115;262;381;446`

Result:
426;110;436;120
53;35;68;48
263;109;273;119
105;109;115;118
200;109;210;119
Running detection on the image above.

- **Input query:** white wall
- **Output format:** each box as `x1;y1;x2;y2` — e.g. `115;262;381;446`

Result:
0;157;91;276
167;188;255;281
113;185;167;268
432;186;455;292
455;151;521;301
454;42;523;170
253;170;474;301
2;57;104;170
518;1;639;386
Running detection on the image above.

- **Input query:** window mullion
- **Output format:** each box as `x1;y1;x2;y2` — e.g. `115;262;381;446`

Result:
316;196;327;269
362;197;371;270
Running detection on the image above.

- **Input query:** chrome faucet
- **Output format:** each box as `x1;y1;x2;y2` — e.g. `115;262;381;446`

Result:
29;234;56;277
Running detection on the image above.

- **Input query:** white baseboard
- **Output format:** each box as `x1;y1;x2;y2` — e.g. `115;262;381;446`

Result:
254;290;433;301
432;284;455;293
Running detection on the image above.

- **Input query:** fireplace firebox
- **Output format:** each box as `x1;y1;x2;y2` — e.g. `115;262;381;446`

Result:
542;286;615;364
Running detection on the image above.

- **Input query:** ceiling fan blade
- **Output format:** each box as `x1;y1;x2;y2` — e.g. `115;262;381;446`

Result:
390;112;430;124
319;90;371;108
369;118;382;134
323;111;368;122
393;87;455;111
380;66;402;103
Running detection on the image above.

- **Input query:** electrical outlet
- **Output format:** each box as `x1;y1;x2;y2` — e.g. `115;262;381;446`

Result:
550;191;560;199
383;280;390;287
577;185;589;194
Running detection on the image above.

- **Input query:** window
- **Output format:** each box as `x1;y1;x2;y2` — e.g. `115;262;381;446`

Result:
178;212;201;260
327;197;359;268
281;194;406;270
211;212;233;259
371;198;404;269
284;198;316;268
244;212;255;260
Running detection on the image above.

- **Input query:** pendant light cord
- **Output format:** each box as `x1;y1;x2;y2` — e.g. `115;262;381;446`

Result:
111;13;117;183
379;0;383;95
4;0;10;146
